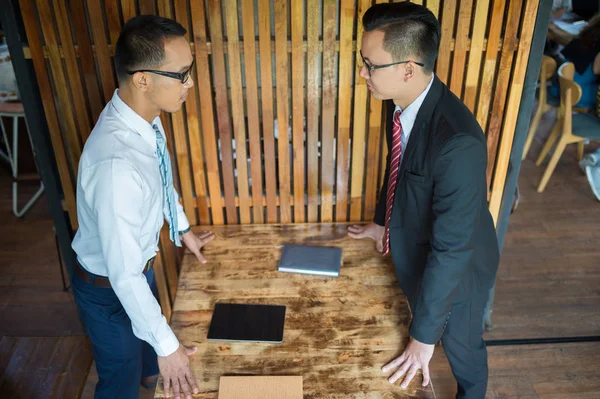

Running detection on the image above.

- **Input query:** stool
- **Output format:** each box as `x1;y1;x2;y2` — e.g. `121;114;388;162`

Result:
0;102;44;217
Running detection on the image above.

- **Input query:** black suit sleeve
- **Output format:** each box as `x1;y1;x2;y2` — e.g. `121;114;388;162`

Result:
374;151;390;226
409;134;487;345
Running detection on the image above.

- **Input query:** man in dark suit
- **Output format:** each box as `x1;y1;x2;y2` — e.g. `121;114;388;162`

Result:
348;3;500;398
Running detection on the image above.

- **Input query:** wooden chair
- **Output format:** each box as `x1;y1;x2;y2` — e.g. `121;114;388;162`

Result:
522;56;559;160
537;63;600;193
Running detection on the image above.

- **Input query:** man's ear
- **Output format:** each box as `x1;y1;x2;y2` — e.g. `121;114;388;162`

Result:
403;63;415;83
131;72;150;92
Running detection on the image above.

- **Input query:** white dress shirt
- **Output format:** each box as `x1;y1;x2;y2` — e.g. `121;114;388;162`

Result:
395;73;435;165
72;90;190;357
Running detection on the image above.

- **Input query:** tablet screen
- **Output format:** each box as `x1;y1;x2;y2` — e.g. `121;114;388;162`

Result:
207;303;286;343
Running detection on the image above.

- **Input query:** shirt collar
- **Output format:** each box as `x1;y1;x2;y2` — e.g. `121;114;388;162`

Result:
110;89;163;151
395;73;435;137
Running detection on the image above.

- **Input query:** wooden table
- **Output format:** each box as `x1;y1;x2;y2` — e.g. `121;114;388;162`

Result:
155;224;436;398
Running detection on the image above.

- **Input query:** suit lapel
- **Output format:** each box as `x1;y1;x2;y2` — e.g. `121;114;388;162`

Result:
394;76;444;185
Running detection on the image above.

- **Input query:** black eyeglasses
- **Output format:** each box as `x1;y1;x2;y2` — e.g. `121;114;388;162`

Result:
127;60;195;84
360;51;424;77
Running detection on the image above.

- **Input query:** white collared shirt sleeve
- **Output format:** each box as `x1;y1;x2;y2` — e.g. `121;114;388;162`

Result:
171;188;190;233
84;159;180;356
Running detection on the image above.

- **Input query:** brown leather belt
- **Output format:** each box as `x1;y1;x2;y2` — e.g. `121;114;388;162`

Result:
75;257;156;288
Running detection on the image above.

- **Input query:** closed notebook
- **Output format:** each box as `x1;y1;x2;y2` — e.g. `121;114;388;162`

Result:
277;244;342;277
218;376;302;399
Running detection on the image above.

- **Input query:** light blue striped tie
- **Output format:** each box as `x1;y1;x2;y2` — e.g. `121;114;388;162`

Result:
154;125;181;247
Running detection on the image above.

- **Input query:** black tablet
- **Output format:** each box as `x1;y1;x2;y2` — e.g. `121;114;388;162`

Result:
207;303;286;343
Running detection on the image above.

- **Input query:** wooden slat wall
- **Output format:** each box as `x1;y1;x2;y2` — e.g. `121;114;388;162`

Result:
19;0;540;312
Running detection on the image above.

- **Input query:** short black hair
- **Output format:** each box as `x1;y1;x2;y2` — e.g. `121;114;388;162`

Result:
114;15;187;80
362;2;440;73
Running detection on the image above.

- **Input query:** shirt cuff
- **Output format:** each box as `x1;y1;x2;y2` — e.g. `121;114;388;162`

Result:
176;212;190;233
154;329;180;357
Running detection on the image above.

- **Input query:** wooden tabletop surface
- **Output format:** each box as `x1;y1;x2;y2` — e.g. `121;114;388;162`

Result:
154;223;436;399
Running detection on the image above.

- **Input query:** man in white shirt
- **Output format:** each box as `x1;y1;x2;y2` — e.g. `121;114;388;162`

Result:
71;15;214;399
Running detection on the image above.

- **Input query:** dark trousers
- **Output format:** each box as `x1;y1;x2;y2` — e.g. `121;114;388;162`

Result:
440;295;489;399
72;268;160;399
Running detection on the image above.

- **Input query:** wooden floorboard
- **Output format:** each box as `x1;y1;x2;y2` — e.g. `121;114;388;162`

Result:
0;336;93;399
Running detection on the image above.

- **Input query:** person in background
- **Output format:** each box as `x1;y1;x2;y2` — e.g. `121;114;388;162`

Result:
551;0;572;20
0;30;20;102
551;14;600;110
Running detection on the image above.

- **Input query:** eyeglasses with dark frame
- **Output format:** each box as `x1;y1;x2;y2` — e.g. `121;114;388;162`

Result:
127;60;195;84
359;51;424;77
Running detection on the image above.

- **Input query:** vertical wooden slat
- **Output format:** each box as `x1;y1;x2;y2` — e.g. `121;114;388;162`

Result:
157;0;173;18
190;0;225;225
364;98;383;221
411;0;424;5
363;0;387;221
68;0;104;122
52;0;91;144
159;227;178;305
436;0;457;85
274;0;292;223
258;0;278;223
153;242;173;321
335;0;355;222
449;0;473;97
291;0;305;223
306;0;320;222
173;0;210;224
165;110;198;226
320;0;336;223
426;0;441;19
139;0;156;15
86;0;117;103
485;0;522;185
476;0;507;132
241;0;265;224
120;0;136;21
208;0;238;224
224;0;251;224
35;0;82;168
19;0;78;228
105;0;122;45
489;0;539;222
463;0;490;112
156;1;198;226
349;0;371;222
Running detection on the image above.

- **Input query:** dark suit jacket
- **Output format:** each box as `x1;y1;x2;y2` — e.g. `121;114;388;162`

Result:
374;76;500;345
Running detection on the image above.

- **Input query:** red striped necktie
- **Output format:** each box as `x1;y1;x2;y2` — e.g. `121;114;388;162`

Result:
383;109;403;255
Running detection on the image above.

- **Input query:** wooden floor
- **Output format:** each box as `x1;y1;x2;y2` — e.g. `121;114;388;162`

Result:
2;107;600;398
484;111;600;340
0;336;92;399
431;342;600;399
0;174;84;337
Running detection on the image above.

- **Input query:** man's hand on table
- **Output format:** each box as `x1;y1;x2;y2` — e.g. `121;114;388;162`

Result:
158;344;199;399
382;336;435;389
347;222;385;253
181;230;215;263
